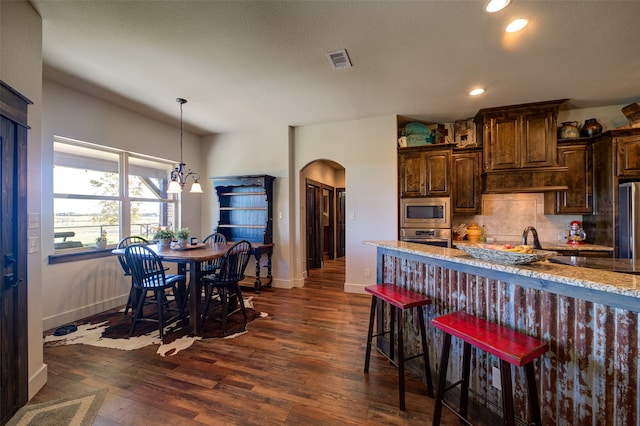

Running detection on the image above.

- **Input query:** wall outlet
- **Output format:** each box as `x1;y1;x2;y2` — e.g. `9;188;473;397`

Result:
492;366;502;390
364;268;370;277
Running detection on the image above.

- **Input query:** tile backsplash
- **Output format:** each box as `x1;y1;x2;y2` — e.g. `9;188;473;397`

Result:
453;193;582;243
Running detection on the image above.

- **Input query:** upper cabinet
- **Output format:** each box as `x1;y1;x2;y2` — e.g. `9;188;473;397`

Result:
544;140;592;214
617;134;640;176
474;99;569;193
476;99;565;170
452;148;482;214
399;146;451;197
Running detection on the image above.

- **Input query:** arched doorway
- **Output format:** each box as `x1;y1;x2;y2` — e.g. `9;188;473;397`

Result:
300;159;345;277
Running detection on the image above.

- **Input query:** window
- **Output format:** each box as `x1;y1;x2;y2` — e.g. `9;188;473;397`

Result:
53;137;177;251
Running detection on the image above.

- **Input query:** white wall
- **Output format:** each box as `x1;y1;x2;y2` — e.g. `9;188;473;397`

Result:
40;80;203;330
294;116;398;293
558;104;632;132
1;0;46;399
200;126;293;286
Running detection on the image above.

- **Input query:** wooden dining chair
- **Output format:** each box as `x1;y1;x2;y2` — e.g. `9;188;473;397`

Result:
116;236;148;315
125;244;187;341
201;232;228;276
200;240;252;335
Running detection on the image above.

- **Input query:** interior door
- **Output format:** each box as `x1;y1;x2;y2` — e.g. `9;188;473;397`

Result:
336;188;346;258
322;186;335;260
0;82;30;423
306;182;322;269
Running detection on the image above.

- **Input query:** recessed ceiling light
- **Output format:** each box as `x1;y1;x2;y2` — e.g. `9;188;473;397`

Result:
469;88;485;96
484;0;511;13
506;18;528;33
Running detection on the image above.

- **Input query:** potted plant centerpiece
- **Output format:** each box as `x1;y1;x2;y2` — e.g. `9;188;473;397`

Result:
175;227;190;248
95;230;108;249
153;227;175;248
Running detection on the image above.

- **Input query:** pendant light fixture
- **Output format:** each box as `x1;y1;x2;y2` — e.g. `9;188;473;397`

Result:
167;98;202;194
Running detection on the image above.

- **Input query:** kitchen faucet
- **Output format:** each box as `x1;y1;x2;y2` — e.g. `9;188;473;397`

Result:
521;226;542;250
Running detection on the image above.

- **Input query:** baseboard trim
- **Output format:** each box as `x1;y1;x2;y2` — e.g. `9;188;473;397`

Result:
29;362;48;399
344;282;368;294
42;294;129;331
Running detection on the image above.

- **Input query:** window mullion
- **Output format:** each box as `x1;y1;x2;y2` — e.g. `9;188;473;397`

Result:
121;152;130;239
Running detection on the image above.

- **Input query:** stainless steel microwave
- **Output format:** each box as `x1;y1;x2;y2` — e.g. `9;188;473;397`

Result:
400;197;451;229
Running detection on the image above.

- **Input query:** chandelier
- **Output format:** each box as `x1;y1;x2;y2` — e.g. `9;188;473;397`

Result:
167;98;203;193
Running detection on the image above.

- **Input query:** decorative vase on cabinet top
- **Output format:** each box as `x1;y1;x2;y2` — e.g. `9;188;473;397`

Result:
580;118;603;137
558;121;580;139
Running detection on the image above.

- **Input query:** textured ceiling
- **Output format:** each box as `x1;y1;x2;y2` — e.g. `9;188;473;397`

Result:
31;0;640;136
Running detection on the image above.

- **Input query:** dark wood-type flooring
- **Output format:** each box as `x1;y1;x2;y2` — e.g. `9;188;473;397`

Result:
33;257;459;425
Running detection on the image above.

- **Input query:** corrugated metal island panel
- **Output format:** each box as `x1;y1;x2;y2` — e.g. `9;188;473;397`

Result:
378;252;639;425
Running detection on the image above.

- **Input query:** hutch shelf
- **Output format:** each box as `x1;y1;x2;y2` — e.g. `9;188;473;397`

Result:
212;174;275;293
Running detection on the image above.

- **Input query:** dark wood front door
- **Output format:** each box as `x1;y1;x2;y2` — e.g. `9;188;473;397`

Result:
0;82;30;423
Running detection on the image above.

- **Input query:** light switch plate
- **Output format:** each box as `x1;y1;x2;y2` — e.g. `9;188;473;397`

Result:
28;213;39;229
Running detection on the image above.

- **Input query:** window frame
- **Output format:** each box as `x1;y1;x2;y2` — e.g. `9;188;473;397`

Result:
50;137;179;263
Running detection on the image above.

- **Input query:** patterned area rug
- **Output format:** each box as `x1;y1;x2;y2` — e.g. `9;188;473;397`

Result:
44;297;267;356
6;388;107;426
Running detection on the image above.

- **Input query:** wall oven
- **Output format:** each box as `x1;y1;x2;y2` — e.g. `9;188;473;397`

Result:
400;228;451;248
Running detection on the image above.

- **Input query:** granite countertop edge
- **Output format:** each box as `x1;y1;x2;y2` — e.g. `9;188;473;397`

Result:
363;240;638;299
455;240;613;252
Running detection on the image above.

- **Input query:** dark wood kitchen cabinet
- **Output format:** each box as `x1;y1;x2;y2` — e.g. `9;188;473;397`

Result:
544;140;592;214
474;99;568;193
476;99;565;171
452;148;482;214
583;128;640;255
399;146;451;197
617;134;640;176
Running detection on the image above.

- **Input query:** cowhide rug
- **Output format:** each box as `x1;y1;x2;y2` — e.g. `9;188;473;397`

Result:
44;297;267;356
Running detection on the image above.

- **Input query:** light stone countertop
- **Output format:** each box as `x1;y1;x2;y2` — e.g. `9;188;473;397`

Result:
363;240;639;302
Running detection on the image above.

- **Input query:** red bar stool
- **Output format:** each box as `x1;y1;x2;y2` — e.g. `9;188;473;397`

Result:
364;283;434;410
431;311;548;426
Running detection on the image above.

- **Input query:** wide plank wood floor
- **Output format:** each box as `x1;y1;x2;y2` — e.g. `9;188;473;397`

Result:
35;257;459;425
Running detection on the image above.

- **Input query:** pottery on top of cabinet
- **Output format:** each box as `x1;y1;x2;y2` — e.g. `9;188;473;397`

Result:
580;118;602;137
558;121;580;139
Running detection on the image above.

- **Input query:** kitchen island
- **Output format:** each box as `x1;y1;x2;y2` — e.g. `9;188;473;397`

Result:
364;240;639;425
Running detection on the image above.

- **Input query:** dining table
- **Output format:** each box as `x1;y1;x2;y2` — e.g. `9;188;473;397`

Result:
113;242;230;335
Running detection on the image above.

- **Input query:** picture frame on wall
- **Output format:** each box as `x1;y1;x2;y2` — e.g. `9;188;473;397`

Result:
454;118;476;147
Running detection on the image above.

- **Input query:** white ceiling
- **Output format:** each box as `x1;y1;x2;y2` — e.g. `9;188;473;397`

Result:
31;0;640;136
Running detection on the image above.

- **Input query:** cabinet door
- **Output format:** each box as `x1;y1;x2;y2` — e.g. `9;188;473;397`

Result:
399;152;426;197
546;143;592;214
425;150;450;195
617;135;640;177
521;110;556;168
452;151;481;214
488;116;520;170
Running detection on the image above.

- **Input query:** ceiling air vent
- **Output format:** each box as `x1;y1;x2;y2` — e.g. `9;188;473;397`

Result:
326;49;352;69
